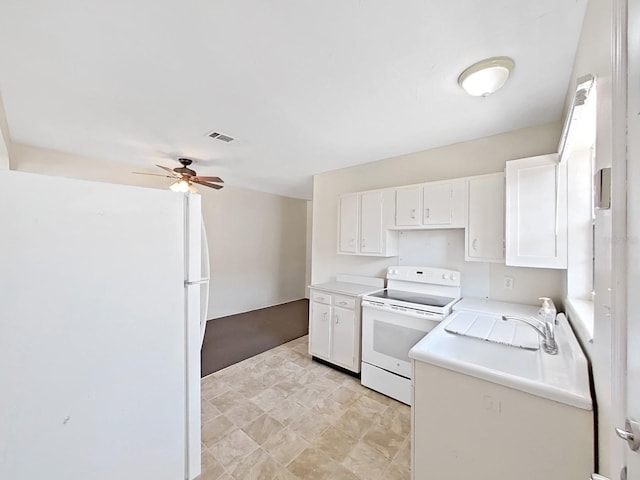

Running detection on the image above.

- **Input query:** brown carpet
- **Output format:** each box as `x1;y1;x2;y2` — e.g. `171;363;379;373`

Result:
200;299;309;377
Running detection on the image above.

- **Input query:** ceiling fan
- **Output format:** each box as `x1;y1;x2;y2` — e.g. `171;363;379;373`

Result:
134;158;224;193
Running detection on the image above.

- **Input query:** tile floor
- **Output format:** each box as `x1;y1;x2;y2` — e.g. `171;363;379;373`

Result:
200;335;411;480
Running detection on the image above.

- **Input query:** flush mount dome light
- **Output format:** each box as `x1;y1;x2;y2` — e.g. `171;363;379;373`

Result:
458;56;515;97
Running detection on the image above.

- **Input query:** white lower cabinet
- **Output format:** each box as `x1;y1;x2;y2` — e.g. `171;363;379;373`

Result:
412;360;593;480
309;289;362;372
466;172;505;262
330;306;356;367
309;302;331;359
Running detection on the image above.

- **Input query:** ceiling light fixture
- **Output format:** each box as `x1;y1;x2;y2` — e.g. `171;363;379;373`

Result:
169;179;197;193
458;56;515;97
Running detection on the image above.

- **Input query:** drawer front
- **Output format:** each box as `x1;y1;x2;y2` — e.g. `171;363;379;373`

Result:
311;291;331;305
333;295;356;310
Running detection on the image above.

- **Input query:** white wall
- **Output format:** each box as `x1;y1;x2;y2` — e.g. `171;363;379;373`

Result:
11;143;308;319
201;184;307;318
311;122;564;307
562;0;620;475
305;200;313;299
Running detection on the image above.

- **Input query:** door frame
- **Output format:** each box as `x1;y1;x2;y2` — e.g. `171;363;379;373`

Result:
610;0;629;476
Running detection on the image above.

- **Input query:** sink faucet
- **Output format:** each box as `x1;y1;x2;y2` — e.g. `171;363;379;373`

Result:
501;315;558;355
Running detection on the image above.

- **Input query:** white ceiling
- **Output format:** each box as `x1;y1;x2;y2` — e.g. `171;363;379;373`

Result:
0;0;587;199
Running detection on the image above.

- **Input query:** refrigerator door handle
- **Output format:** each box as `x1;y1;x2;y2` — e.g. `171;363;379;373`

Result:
185;278;209;286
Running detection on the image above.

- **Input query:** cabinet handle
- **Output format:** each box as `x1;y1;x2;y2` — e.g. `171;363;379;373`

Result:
361;238;366;248
472;238;478;251
410;208;416;219
323;312;328;321
335;314;340;324
317;296;325;301
425;207;430;219
338;301;348;306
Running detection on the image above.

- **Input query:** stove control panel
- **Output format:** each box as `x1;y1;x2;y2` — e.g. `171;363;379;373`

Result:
386;266;461;287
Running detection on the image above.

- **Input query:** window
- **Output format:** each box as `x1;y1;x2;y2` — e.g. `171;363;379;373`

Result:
563;76;596;340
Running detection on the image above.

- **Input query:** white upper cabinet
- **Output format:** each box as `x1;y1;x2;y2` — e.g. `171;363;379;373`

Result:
395;186;422;226
338;189;398;256
360;191;384;254
466;173;505;262
394;178;466;229
505;154;567;269
338;194;359;253
423;179;466;227
338;163;568;266
422;182;452;224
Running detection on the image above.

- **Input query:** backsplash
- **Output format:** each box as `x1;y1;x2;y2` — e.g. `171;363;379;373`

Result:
397;229;564;306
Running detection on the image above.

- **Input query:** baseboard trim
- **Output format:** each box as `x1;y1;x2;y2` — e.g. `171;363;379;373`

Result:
207;297;306;321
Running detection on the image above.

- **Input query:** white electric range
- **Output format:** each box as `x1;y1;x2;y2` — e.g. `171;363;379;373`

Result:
360;266;461;404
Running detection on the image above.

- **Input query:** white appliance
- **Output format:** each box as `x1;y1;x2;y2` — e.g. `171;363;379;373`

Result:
0;171;203;480
360;266;461;404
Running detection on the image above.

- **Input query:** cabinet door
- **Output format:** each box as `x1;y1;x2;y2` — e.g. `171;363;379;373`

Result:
450;178;467;228
360;191;383;254
505;154;567;268
331;306;356;369
466;173;505;262
422;182;453;225
309;302;331;359
338;194;359;253
395;186;421;226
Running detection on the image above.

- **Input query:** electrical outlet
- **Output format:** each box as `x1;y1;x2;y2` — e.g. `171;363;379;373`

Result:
503;276;514;290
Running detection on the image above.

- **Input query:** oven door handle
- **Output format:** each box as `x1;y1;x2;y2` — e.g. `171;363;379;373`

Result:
362;300;443;321
362;299;386;308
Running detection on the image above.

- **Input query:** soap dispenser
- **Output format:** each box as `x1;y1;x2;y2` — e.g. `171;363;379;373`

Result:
538;297;557;325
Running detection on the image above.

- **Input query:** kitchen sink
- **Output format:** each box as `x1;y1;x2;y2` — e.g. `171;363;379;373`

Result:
409;309;591;409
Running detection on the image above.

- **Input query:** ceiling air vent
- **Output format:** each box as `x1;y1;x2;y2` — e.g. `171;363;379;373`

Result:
207;131;235;143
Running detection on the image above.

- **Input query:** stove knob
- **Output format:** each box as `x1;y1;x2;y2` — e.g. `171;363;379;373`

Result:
442;273;449;280
391;269;398;275
451;274;457;281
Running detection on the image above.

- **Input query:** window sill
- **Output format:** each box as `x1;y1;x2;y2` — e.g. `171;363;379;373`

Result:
565;297;594;347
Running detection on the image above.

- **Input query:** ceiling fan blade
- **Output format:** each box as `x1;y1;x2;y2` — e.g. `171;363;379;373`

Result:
132;172;175;178
193;176;224;183
156;164;181;177
193;179;224;190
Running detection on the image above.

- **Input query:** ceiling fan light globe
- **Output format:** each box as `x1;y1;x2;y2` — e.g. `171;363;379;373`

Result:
169;180;191;193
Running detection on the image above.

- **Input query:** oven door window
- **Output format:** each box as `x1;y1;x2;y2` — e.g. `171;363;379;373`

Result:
373;320;426;364
361;307;438;379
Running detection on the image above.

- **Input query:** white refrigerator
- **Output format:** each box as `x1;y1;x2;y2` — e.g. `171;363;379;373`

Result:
0;170;203;479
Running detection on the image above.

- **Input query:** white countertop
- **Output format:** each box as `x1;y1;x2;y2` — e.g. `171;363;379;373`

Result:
409;302;593;410
309;281;383;297
452;297;540;317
